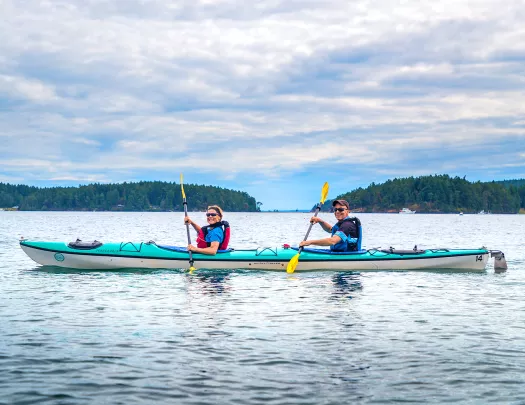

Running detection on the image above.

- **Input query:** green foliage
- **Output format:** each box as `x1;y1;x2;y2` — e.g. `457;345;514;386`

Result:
0;181;257;212
495;179;525;188
329;175;524;214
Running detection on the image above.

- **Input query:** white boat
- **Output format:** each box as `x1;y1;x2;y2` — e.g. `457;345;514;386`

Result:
399;208;416;214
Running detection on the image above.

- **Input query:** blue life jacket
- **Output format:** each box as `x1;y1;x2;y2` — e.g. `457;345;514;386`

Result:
331;217;362;252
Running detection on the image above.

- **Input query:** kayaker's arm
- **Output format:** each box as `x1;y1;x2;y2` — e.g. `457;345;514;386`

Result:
299;235;342;247
184;216;201;233
309;216;333;233
187;241;220;255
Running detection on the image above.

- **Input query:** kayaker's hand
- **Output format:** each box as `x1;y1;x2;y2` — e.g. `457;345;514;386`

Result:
299;240;310;247
184;217;192;225
310;217;322;224
187;244;197;252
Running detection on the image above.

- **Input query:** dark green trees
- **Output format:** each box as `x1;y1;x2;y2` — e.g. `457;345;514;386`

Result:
336;175;524;214
0;181;257;212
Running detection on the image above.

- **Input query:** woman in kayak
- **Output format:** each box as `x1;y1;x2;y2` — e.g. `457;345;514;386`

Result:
185;205;229;255
299;199;359;252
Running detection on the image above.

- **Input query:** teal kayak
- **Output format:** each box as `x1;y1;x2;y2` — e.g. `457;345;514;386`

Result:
20;239;506;272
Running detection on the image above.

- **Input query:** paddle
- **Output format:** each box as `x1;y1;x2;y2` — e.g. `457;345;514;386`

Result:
286;182;329;274
180;173;196;272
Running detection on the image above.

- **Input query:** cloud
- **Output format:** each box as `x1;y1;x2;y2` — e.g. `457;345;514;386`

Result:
0;74;58;102
1;0;525;208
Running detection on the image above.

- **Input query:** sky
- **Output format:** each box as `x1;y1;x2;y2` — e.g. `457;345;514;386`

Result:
1;0;524;210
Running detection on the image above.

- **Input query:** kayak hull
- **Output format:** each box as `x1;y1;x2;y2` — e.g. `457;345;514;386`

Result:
20;240;490;272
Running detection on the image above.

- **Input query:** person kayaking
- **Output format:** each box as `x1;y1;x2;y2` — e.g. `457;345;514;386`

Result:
185;205;230;255
299;199;360;252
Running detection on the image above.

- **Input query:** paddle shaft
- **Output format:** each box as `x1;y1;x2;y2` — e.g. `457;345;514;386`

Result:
182;199;194;267
297;203;322;254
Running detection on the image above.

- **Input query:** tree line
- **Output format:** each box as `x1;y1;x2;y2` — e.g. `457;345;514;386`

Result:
0;181;259;212
319;175;525;214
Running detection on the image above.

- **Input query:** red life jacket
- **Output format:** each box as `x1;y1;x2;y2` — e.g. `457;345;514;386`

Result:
196;220;230;250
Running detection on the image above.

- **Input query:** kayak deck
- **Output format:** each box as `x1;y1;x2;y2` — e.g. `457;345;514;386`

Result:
19;239;498;272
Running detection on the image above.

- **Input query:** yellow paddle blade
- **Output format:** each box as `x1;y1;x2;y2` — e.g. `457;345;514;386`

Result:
180;173;186;199
286;253;300;274
320;182;329;204
189;266;196;273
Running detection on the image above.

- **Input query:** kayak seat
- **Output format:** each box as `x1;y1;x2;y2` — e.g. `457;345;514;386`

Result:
68;239;103;250
157;245;233;254
291;247;367;255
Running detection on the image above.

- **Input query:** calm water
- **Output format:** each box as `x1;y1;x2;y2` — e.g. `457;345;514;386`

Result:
1;212;525;404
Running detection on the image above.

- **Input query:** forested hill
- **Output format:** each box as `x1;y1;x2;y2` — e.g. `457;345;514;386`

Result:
496;179;525;188
320;175;525;214
0;181;258;212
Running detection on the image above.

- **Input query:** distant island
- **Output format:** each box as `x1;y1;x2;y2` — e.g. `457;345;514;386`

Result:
0;181;259;212
316;175;525;214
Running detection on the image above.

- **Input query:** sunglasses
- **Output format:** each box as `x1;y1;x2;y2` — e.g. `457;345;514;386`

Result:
333;208;347;212
206;213;218;217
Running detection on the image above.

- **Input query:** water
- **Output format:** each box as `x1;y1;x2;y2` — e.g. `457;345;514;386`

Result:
1;212;525;404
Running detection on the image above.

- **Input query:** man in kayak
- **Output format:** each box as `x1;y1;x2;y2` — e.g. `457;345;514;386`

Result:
185;205;229;255
299;199;359;252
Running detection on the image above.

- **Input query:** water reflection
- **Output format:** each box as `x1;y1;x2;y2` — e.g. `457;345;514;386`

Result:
185;270;232;295
331;273;363;299
24;265;179;276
